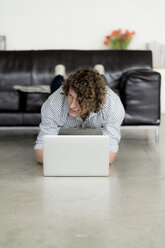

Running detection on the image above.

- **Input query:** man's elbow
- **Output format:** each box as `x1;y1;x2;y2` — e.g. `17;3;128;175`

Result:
34;149;43;165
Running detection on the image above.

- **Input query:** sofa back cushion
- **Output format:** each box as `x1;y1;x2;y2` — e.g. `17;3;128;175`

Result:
30;50;153;92
0;51;31;89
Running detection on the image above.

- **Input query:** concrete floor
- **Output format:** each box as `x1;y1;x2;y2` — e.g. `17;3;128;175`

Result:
0;116;165;248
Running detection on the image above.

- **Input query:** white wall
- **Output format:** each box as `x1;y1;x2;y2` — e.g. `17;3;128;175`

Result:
0;0;165;50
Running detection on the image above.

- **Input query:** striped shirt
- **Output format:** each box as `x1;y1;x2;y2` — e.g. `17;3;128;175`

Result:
34;86;125;152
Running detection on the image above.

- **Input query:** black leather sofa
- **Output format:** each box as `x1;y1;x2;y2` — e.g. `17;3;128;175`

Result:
0;50;161;137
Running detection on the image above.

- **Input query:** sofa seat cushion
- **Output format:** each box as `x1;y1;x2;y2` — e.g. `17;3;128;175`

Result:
23;113;41;125
0;113;23;125
26;92;50;112
0;90;19;111
0;113;41;126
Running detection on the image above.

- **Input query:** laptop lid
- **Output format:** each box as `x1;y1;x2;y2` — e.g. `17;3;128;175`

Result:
59;128;103;136
43;135;110;177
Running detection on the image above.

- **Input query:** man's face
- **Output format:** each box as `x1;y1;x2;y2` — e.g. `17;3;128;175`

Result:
67;88;89;118
67;88;81;117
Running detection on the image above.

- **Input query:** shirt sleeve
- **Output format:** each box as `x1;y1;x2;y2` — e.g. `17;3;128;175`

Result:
102;91;125;153
34;89;63;150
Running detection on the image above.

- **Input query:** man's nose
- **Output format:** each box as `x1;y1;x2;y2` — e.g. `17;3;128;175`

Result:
70;99;77;108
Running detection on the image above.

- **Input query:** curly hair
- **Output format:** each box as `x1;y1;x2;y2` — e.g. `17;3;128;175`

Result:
61;66;107;114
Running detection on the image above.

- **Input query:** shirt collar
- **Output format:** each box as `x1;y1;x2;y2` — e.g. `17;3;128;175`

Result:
88;112;97;118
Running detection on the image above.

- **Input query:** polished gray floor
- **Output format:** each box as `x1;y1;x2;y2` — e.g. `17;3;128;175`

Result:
0;116;165;248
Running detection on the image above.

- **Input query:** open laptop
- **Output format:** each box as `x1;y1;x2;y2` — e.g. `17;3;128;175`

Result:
43;134;110;177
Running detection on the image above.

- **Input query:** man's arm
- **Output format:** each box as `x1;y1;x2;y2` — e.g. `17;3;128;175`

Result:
102;89;125;165
34;88;63;162
34;149;43;164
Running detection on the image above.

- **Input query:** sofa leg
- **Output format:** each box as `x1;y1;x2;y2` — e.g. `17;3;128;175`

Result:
155;127;159;142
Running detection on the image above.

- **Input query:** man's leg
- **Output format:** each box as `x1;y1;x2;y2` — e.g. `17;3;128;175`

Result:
51;64;66;94
51;75;64;93
94;64;107;82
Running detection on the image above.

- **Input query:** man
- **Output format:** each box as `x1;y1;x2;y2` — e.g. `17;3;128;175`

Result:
34;66;125;164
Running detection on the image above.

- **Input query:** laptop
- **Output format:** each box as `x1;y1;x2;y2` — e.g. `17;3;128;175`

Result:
43;135;110;177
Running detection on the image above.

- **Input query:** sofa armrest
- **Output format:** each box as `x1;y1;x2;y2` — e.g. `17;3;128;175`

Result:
120;69;161;125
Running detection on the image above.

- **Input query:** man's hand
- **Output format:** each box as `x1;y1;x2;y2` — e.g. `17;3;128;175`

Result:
109;152;116;165
34;149;43;164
